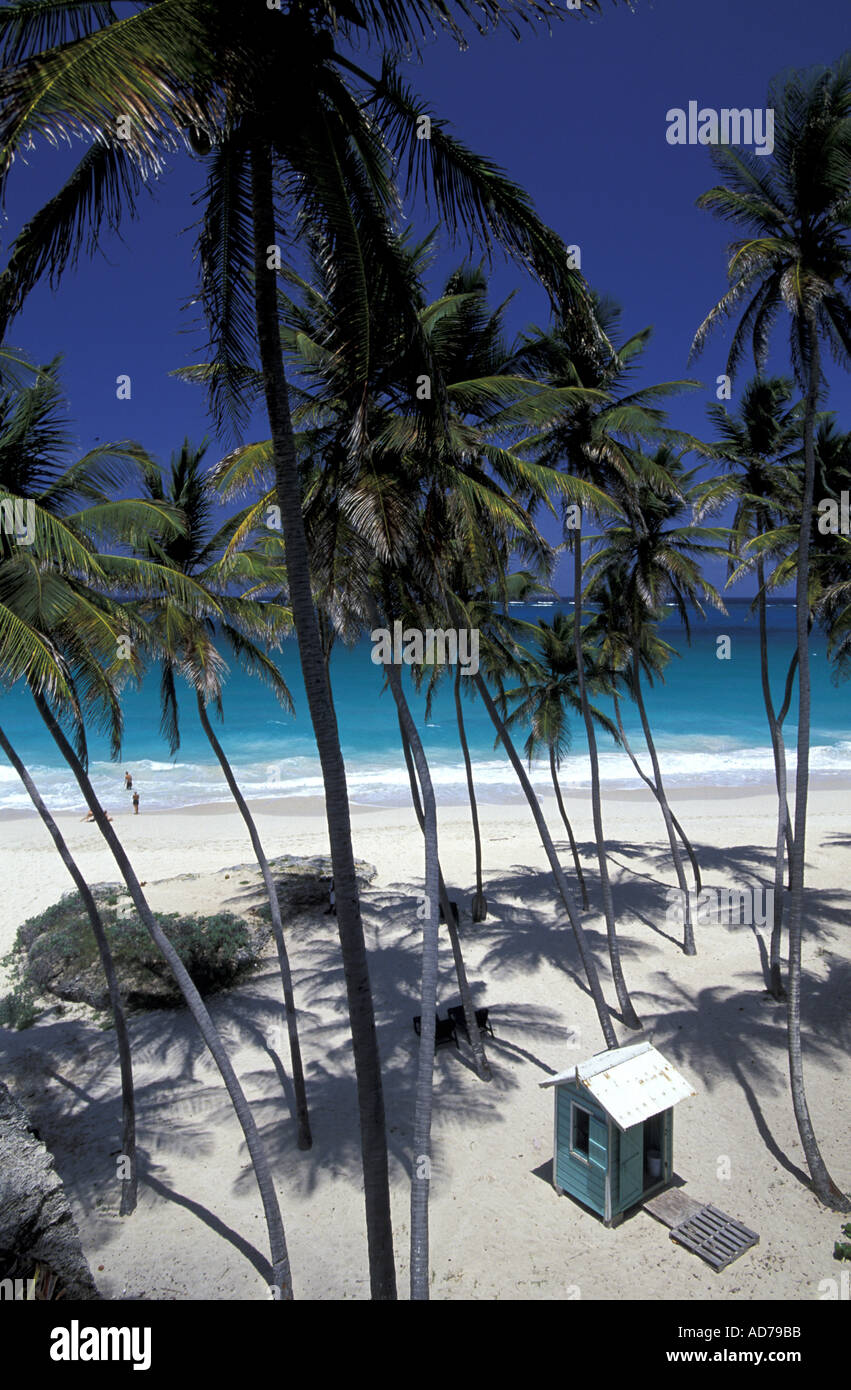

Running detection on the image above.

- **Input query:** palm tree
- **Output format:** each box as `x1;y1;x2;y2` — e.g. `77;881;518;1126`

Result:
517;302;703;1021
586;454;729;954
586;576;703;897
136;439;312;1150
503;613;620;911
0;373;295;1292
358;321;616;1057
691;55;851;1210
700;377;805;996
276;249;512;1085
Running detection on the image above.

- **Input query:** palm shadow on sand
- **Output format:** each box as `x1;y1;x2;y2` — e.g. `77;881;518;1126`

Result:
1;845;847;1286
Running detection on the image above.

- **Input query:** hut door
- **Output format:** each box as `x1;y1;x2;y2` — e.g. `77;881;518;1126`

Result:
643;1112;664;1188
618;1121;644;1210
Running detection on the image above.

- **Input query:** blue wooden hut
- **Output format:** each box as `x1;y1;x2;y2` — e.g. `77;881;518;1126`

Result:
540;1041;696;1226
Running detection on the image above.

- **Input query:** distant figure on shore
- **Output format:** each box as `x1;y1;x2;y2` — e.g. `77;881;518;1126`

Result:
82;810;112;822
132;792;140;815
124;771;133;790
325;879;336;916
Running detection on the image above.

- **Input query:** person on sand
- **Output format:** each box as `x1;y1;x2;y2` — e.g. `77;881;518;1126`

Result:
82;810;112;822
325;879;336;916
124;771;133;790
132;792;140;815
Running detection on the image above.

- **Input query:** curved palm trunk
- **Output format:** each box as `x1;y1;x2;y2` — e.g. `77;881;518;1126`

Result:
771;742;790;996
474;672;619;1049
251;140;396;1296
453;665;486;921
196;693;311;1150
397;714;492;1083
548;747;589;910
0;722;137;1216
771;652;799;989
631;651;695;955
32;690;296;1292
612;695;701;895
786;330;850;1211
572;530;641;1025
757;555;792;998
381;664;440;1299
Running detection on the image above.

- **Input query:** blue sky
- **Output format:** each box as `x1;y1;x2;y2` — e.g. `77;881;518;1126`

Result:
2;0;850;594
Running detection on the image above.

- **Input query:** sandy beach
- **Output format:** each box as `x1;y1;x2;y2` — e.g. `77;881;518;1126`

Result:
0;783;848;1300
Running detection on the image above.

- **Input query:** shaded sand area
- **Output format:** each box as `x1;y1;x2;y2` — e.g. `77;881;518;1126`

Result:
0;786;849;1299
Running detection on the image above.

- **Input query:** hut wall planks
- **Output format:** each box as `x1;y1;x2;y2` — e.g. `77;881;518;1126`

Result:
555;1083;608;1217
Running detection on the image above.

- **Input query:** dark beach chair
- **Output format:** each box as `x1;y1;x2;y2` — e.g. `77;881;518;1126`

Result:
448;1004;494;1038
412;1013;459;1050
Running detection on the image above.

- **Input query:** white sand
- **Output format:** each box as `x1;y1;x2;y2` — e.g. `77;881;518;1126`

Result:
0;784;848;1300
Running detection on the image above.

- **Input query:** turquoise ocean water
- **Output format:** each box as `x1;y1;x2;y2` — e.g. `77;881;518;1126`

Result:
0;599;848;813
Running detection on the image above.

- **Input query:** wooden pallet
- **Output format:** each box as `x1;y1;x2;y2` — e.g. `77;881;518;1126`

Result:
669;1203;759;1271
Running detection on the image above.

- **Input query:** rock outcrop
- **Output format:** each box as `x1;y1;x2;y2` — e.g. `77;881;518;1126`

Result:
0;1081;99;1299
8;854;378;1014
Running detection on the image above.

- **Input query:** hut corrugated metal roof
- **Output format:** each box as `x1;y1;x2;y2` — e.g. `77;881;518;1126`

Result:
540;1041;695;1129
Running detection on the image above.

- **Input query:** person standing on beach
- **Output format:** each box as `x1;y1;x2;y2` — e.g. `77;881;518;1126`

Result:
124;771;133;790
132;792;140;815
325;879;336;916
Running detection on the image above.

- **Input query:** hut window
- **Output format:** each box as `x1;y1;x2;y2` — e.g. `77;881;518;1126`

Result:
571;1103;591;1160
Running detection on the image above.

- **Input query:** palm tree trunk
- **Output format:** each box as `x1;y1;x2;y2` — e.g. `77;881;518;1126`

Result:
775;642;800;901
548;746;589;910
196;692;312;1150
474;671;619;1049
631;648;696;955
572;529;641;1026
0;721;137;1216
381;664;440;1300
31;689;296;1292
773;652;799;983
785;327;849;1211
757;554;795;873
771;736;790;996
453;664;486;921
757;554;791;998
397;714;492;1083
250;139;396;1296
612;695;701;895
318;611;338;724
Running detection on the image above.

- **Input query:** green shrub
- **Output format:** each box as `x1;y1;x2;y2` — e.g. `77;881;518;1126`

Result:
0;983;41;1030
834;1223;851;1261
113;909;259;998
1;891;262;1015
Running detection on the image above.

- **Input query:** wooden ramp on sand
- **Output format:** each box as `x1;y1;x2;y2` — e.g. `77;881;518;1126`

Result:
644;1189;760;1272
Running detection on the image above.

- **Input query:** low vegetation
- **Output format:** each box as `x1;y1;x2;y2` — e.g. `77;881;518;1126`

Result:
1;892;265;1019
